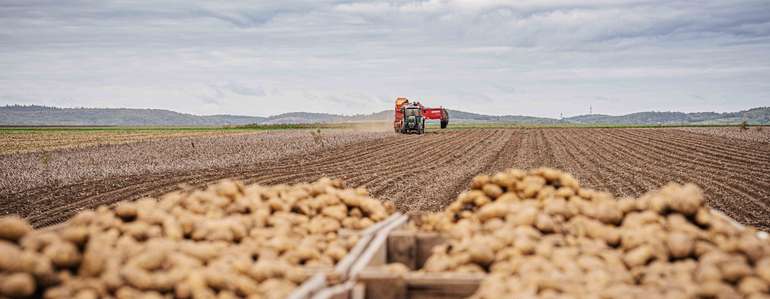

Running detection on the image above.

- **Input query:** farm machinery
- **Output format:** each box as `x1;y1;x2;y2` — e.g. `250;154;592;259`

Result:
393;97;449;134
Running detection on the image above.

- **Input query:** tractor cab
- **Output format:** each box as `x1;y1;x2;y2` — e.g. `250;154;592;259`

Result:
400;104;425;134
404;105;422;118
393;97;448;134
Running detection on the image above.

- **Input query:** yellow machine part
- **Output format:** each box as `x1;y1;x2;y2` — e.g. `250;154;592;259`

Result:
395;97;409;108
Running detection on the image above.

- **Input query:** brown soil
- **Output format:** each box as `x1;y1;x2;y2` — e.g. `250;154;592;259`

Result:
2;128;769;230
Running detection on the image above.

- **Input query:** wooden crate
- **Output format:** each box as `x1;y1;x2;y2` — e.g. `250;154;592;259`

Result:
292;213;409;299
380;230;446;270
309;213;484;299
353;271;484;299
356;212;447;270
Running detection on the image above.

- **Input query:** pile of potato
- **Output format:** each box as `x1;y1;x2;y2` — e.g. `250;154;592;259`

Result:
0;178;393;299
419;168;770;298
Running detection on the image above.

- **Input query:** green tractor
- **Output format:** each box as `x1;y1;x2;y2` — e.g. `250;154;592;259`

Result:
399;104;425;134
393;98;448;134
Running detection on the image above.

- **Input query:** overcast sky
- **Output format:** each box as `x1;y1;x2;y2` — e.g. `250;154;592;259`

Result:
1;0;769;117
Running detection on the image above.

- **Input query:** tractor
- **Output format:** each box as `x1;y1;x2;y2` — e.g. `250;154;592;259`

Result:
393;97;449;134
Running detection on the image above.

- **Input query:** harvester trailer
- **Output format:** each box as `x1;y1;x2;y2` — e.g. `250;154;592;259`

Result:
393;97;449;134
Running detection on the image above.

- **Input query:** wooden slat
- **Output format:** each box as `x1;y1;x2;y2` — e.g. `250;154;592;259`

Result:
414;232;444;269
387;230;417;269
356;272;483;299
406;273;483;299
357;270;407;299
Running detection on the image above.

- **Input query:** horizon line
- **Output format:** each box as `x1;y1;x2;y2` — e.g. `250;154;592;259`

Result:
1;103;767;120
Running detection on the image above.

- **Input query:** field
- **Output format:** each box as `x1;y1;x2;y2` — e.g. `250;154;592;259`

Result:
0;124;356;154
1;126;769;230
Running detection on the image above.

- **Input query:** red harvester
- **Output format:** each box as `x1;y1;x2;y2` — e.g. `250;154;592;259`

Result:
393;97;449;134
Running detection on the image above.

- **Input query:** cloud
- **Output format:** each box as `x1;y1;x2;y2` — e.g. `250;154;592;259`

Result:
220;82;266;97
1;0;769;117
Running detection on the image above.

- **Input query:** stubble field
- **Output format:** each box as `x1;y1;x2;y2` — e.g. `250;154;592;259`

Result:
1;126;768;230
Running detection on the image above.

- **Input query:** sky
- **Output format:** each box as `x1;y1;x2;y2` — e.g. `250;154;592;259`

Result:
1;0;769;118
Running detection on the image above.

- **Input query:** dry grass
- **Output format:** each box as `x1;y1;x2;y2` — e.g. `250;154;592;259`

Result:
0;128;254;154
675;126;770;144
0;129;389;195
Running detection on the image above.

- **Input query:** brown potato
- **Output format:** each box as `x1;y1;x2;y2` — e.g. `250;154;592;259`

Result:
0;216;33;242
666;231;694;258
0;272;36;297
418;169;770;298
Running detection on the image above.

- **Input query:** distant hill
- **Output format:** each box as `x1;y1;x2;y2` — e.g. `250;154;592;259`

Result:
445;110;564;124
565;107;770;125
0;105;266;126
262;112;347;124
1;105;768;126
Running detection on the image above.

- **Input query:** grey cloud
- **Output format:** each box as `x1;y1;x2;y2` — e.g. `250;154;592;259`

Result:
0;0;769;117
220;82;266;97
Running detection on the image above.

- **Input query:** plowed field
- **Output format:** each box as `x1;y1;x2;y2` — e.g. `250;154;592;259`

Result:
2;128;769;230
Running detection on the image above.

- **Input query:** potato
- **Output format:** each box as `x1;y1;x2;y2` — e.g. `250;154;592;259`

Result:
468;242;495;266
43;241;81;268
482;184;504;199
321;204;347;221
666;231;694;258
535;213;556;233
324;244;347;262
0;216;33;242
508;205;538;226
664;183;704;215
0;272;36;297
59;226;89;245
721;258;753;282
470;175;491;190
0;241;27;272
477;202;509;221
739;276;769;295
9;178;391;298
114;203;138;221
419;168;770;298
738;233;767;262
593;201;623;225
757;258;770;283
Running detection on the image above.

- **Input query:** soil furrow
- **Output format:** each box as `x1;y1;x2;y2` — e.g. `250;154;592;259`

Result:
6;128;770;231
622;129;770;173
552;129;647;197
600;130;770;228
609;130;770;197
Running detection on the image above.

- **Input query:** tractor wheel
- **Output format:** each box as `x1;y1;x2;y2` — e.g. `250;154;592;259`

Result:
440;119;448;129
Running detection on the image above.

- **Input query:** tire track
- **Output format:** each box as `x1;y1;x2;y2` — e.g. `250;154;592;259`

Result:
659;129;770;161
601;129;770;228
581;129;676;194
237;131;466;186
572;129;665;195
23;135;422;226
539;129;603;189
25;130;498;227
611;130;770;193
363;130;497;194
621;129;770;177
551;129;648;197
23;133;442;225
